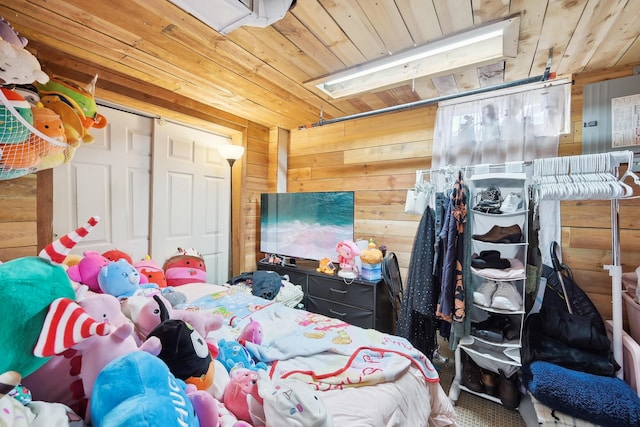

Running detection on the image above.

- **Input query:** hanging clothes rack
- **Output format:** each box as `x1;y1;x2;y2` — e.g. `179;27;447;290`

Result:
531;150;640;379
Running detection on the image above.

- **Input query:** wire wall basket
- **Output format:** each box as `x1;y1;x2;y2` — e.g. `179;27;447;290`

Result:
0;87;77;180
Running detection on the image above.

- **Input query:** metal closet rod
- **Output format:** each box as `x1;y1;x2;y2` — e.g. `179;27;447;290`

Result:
299;74;548;130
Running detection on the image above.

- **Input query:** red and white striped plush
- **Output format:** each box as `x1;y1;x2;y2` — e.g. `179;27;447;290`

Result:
39;216;100;264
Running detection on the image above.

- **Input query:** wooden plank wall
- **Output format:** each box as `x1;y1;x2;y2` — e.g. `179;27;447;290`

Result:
241;122;271;272
286;63;640;322
0;174;38;260
288;107;436;278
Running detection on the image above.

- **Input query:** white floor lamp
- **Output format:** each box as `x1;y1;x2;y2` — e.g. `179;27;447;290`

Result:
217;143;245;280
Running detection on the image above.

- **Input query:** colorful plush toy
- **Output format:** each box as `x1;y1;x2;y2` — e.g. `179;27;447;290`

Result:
101;248;133;264
35;74;107;138
120;293;223;344
39;95;84;143
216;339;267;374
147;295;217;391
31;102;67;157
238;318;263;346
0;87;33;144
0;18;49;85
66;251;109;292
0;256;109;378
90;351;199;427
163;247;207;287
135;255;168;288
97;258;159;299
71;287;161;398
255;370;333;427
0;17;27;47
224;368;263;424
336;240;360;279
316;257;336;275
359;239;383;264
0;371;33;426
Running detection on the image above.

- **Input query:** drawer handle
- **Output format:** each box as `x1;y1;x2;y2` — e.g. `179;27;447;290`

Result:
329;308;347;317
330;288;347;294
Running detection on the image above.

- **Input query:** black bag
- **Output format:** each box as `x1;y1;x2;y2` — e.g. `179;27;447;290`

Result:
542;241;606;335
521;242;619;376
522;307;618;376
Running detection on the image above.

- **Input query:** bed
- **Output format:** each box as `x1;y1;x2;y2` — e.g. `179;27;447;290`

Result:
176;282;457;427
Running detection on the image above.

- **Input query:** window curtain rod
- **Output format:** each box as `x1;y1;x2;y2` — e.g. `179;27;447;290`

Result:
298;74;549;130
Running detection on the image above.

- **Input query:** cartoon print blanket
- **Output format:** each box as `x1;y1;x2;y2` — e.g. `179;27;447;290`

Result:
186;288;440;389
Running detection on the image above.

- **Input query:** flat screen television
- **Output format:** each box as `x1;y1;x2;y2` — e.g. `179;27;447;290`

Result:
260;191;355;262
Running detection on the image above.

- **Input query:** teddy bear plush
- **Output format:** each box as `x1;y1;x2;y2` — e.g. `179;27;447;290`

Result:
217;339;267;374
97;258;159;299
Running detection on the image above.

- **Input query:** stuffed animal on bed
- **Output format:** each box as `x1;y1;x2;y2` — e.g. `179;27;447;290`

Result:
0;371;87;427
0;256;109;379
97;258;159;299
90;351;199;427
147;295;217;391
163;247;207;287
224;368;263;424
255;370;333;427
66;251;110;292
72;287;162;398
120;293;223;344
238;318;263;346
217;339;267;373
134;255;168;288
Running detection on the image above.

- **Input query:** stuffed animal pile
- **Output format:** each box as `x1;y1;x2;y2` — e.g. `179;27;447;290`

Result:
0;16;107;180
2;217;332;427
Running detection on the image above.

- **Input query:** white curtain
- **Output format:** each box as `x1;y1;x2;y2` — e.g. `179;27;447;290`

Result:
431;82;570;266
432;83;569;169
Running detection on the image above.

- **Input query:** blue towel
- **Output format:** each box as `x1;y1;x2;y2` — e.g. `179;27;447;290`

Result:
522;361;640;427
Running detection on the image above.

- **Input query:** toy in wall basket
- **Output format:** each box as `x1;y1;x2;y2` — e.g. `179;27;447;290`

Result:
0;17;49;86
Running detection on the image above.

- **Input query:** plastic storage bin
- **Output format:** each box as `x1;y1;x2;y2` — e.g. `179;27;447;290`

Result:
623;290;640;344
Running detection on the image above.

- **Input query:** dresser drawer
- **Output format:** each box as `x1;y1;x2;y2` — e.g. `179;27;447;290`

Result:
307;275;374;310
307;296;374;329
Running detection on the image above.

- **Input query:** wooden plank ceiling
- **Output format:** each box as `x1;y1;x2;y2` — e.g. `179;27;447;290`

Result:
2;0;639;131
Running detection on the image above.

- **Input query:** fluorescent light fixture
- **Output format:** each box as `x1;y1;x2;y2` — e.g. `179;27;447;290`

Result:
308;17;520;99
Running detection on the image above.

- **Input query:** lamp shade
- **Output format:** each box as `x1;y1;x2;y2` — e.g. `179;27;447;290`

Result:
217;144;245;163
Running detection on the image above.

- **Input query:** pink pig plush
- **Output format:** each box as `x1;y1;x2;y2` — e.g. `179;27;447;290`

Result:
223;368;263;424
238;318;263;346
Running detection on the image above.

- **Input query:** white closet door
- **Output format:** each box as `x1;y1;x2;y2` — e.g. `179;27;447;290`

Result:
151;119;230;285
53;105;152;260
